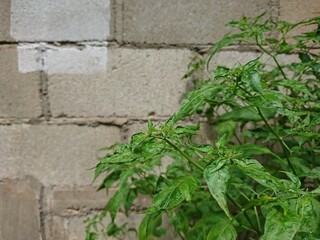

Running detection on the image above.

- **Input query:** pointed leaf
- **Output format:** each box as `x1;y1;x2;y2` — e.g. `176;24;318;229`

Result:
204;160;231;218
146;176;199;213
139;213;164;240
234;158;282;191
207;220;237;240
261;208;301;240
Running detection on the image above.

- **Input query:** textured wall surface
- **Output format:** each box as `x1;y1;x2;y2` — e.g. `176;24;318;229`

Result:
0;0;318;239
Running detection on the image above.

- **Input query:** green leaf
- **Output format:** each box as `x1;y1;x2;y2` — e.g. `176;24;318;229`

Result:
274;79;313;97
234;144;272;158
204;160;231;218
219;106;274;122
146;176;199;213
124;188;137;214
171;85;222;123
243;71;263;92
207;35;236;69
311;187;320;195
234;158;282;191
206;219;237;240
299;167;320;179
296;197;313;226
97;170;121;191
139;213;165;240
214;121;236;143
105;184;130;221
105;170;134;221
298;52;312;63
261;208;301;240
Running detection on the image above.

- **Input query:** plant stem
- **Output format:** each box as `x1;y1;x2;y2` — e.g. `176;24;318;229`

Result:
256;107;296;174
254;206;262;233
227;194;261;235
255;36;288;80
163;138;205;171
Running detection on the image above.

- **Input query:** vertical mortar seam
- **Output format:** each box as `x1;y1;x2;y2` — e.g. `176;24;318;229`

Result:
39;185;47;240
38;45;52;120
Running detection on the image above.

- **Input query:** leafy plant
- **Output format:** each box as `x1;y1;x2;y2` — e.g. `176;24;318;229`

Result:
86;14;320;240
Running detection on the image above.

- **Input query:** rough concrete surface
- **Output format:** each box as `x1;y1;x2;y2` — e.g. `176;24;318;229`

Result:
50;186;111;215
0;124;120;186
0;176;42;240
0;0;13;41
122;0;273;44
279;0;320;36
45;213;144;240
48;47;193;117
0;45;42;118
10;0;111;41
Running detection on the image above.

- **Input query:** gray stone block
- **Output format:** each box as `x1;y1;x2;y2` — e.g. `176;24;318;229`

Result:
45;213;144;240
0;45;42;118
10;0;110;41
49;186;152;216
48;47;193;117
279;0;320;37
0;124;121;186
121;0;273;45
0;176;42;240
0;0;13;41
50;186;112;215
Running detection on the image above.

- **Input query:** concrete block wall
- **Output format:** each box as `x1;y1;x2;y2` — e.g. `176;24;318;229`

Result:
0;1;318;239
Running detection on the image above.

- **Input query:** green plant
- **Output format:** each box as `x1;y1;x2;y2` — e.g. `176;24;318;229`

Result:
86;14;320;240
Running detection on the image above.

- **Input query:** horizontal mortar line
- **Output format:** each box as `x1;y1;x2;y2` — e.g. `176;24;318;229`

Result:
0;116;170;126
0;40;110;45
0;40;320;51
0;116;210;126
0;40;277;52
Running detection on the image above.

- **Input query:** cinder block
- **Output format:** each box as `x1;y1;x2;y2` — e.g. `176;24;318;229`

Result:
45;213;144;240
0;45;42;118
280;0;320;23
10;0;110;41
279;0;320;37
0;0;13;41
0;124;121;186
48;47;193;117
0;176;41;240
50;186;112;215
121;0;273;45
49;186;152;217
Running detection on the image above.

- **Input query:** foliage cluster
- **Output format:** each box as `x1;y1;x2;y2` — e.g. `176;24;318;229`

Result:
86;14;320;240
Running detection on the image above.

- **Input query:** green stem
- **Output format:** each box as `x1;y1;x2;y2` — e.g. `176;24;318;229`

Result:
163;138;205;171
237;84;296;174
254;206;262;233
227;194;261;235
256;107;296;174
255;36;288;80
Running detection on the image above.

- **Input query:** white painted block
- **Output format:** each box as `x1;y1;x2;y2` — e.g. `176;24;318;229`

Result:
17;44;42;73
10;0;110;41
46;46;108;75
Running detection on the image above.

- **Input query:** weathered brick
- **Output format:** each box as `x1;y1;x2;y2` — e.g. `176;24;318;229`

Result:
0;176;41;240
121;0;273;45
48;47;193;117
0;124;120;186
0;45;42;118
0;0;13;41
10;0;110;41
